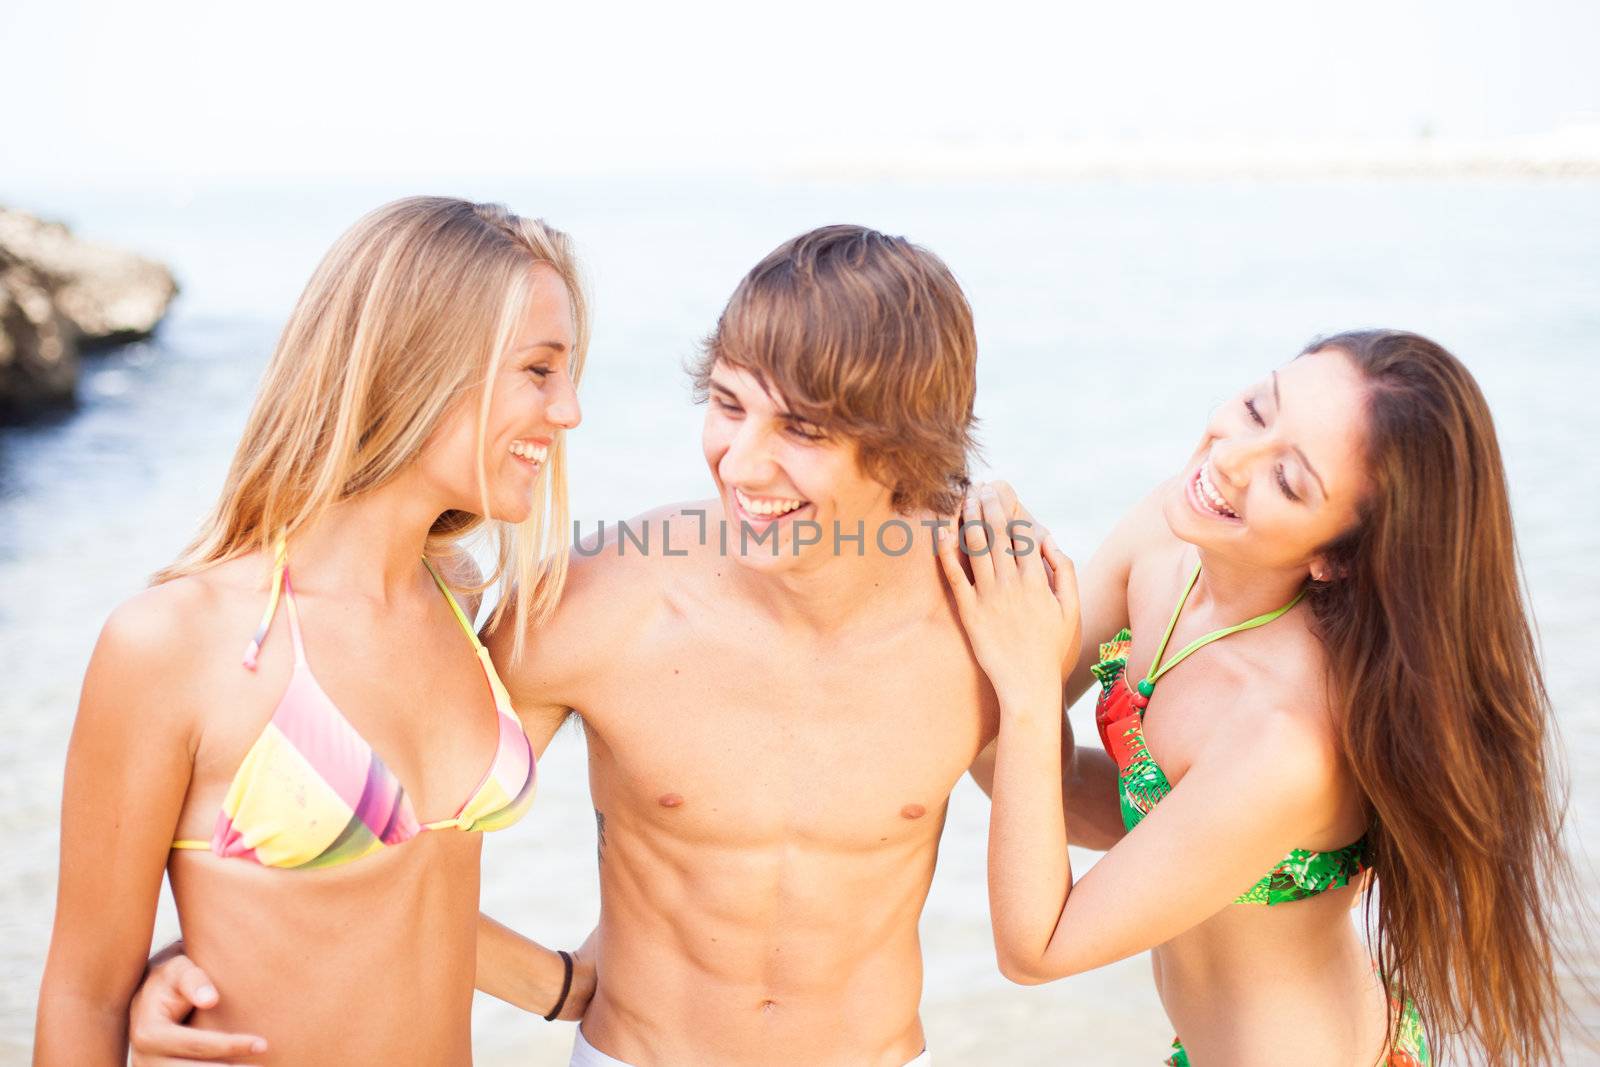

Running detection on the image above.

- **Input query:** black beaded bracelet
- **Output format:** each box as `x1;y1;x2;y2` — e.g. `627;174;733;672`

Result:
544;949;574;1021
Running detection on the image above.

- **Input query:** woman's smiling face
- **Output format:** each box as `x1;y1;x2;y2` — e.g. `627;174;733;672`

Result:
422;265;581;522
1163;348;1372;577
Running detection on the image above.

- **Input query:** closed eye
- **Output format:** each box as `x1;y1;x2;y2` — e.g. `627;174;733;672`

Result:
1276;466;1302;502
713;397;743;416
525;364;551;380
785;422;825;441
1244;397;1266;426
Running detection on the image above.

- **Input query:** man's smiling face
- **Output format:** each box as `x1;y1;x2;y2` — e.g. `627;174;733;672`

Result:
701;360;895;573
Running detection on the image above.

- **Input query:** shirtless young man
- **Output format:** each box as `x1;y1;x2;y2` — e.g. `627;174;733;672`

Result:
123;226;1113;1066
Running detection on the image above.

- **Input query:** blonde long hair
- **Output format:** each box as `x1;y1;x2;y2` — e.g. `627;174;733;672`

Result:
155;196;589;650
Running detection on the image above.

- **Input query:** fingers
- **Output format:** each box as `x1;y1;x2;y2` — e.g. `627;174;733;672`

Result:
980;482;1048;586
131;957;265;1063
998;485;1047;593
132;1023;262;1067
1009;513;1046;583
935;518;975;616
166;956;220;1011
990;479;1023;520
129;1017;265;1062
972;489;1011;588
1040;534;1079;613
130;1032;267;1062
138;955;214;1026
961;488;996;591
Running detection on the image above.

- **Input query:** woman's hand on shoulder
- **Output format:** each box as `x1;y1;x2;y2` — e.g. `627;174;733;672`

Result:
936;482;1081;713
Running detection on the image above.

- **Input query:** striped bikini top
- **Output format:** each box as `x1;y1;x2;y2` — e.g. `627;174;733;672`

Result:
171;540;536;869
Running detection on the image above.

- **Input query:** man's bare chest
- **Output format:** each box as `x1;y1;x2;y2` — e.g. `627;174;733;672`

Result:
577;628;995;851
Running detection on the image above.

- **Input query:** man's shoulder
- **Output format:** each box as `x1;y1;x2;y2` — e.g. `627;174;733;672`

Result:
561;499;719;609
571;500;719;572
496;501;714;696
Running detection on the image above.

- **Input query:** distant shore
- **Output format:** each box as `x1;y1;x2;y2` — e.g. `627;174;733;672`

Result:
774;124;1600;181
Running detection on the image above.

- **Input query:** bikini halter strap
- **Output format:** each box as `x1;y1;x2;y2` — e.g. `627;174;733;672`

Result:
422;556;483;650
242;535;298;670
241;538;476;670
1136;562;1307;700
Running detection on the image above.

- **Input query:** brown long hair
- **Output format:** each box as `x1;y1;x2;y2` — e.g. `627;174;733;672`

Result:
1306;330;1581;1063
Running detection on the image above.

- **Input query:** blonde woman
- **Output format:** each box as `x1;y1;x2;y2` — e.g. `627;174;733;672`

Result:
36;197;592;1066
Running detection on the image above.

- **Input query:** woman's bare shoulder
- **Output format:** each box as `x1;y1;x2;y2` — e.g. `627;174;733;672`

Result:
94;554;275;689
1222;621;1343;787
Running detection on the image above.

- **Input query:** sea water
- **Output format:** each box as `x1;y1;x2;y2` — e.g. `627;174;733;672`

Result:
2;176;1596;1064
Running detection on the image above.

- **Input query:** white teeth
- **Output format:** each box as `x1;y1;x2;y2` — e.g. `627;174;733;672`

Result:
1197;461;1238;518
510;441;548;463
735;488;806;518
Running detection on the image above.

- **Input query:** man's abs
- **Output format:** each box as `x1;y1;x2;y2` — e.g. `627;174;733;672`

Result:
580;802;944;1067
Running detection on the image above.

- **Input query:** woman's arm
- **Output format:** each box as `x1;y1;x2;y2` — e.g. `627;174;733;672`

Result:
35;594;207;1066
1003;705;1341;981
939;485;1080;979
967;482;1163;851
943;485;1343;984
969;713;1123;850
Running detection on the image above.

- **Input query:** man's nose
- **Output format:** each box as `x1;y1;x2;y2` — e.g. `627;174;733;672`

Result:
720;422;777;486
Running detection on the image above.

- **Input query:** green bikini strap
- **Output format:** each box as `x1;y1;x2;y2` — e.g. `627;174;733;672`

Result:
1137;562;1308;699
423;556;483;650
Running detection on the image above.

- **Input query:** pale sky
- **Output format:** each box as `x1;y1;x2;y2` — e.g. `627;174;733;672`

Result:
3;0;1598;181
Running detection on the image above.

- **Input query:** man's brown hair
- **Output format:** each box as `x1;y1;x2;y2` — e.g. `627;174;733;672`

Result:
690;224;978;515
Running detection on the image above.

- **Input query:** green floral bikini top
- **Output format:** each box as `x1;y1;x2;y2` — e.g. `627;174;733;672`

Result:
1091;564;1367;906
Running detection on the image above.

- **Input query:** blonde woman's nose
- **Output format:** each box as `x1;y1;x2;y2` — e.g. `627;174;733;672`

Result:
547;378;582;430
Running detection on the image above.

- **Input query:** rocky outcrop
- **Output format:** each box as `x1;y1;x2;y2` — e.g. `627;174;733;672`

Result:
0;256;76;412
0;208;178;418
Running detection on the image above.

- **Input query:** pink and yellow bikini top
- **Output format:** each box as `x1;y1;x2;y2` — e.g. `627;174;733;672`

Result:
171;540;536;870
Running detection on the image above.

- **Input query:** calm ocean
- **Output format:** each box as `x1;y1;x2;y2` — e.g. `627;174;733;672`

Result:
2;177;1596;1064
